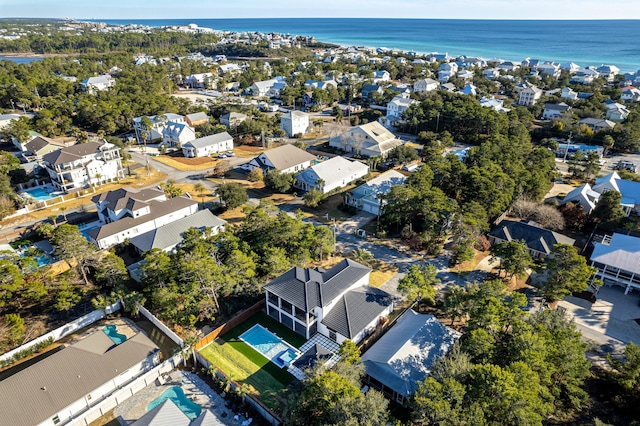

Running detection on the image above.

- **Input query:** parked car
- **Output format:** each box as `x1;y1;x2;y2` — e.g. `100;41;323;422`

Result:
217;153;227;159
226;151;235;157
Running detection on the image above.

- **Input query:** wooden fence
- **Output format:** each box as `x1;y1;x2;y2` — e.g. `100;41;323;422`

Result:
194;300;265;351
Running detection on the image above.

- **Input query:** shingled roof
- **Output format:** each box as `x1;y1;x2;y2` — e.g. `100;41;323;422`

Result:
488;220;575;255
264;259;371;311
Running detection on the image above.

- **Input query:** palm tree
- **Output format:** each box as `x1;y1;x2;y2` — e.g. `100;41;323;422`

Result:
94;173;102;188
193;182;206;208
60;206;68;222
350;248;374;267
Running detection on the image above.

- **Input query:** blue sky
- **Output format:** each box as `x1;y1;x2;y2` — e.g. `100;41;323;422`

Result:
3;0;640;20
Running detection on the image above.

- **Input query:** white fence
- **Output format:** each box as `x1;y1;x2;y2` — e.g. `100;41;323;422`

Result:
0;301;121;364
196;353;282;426
70;354;184;426
137;303;184;346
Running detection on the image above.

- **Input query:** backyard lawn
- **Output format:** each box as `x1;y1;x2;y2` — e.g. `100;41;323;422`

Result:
198;312;305;409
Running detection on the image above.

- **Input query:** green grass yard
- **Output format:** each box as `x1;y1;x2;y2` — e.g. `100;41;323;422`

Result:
198;312;305;409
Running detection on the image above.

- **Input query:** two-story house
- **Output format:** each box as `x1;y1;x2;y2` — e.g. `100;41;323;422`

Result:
345;170;406;215
295;156;369;194
542;103;571;120
329;121;403;158
381;95;416;128
80;74;116;94
42;141;125;193
88;187;199;249
413;78;439;93
182;132;233;158
162;122;196;147
133;113;185;144
264;259;393;343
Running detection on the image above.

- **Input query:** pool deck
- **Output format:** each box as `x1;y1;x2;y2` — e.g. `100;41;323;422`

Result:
114;370;249;425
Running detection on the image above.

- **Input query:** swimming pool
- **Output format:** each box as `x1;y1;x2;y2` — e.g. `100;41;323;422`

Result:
240;324;301;368
147;386;202;419
22;187;56;201
103;325;127;345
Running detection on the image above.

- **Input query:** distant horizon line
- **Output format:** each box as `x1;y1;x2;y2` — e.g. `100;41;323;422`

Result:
3;17;640;22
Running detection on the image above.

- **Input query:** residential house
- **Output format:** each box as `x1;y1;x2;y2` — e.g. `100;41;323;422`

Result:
457;69;475;81
243;144;316;174
80;74;116;94
248;77;287;98
621;87;640;102
561;87;579;100
596;64;620;82
536;61;561;78
361;84;384;99
219;112;248;129
42;140;125;193
346;170;406;215
129;209;226;255
437;62;458;82
413;78;439;93
0;325;159;426
517;83;543;106
133;113;186;144
561;183;601;213
381;95;416;128
361;311;461;404
280;111;310;137
591;172;640;216
498;61;520;72
605;102;630;122
482;68;501;80
0;113;21;129
162;122;196;147
440;82;456;92
571;68;600;84
329;121;404;158
487;219;576;259
184;72;215;89
19;136;66;160
218;63;242;75
459;83;478;96
580;117;616;132
184;112;210;127
591;233;640;295
304;80;338;90
542;103;571;120
295;156;369;194
373;70;391;83
181;132;233;158
561;62;581;74
479;96;511;113
88;187;199;249
264;259;393;343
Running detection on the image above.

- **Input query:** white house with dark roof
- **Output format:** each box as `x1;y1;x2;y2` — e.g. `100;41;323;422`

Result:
80;74;116;94
591;233;640;295
242;144;316;174
181;132;233;158
487;219;575;259
0;324;159;426
42;140;124;193
280;110;310;137
264;259;393;343
361;311;461;404
88;187;199;249
329;121;403;158
295;156;369;194
162;122;196;147
346;170;406;215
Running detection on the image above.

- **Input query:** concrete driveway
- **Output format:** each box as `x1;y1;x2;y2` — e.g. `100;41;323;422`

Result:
558;286;640;354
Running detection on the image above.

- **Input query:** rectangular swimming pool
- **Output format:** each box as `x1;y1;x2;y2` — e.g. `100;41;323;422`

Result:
240;324;301;368
22;187;56;201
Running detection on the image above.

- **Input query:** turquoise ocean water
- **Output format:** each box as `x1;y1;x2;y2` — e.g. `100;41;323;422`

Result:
94;18;640;73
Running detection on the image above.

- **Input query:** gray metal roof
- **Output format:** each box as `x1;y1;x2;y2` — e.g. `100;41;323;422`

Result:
591;233;640;275
487;220;575;255
321;286;393;338
185;112;209;123
264;259;370;311
42;141;107;166
131;399;191;426
129;209;226;253
361;311;461;397
0;331;159;426
183;132;233;150
259;144;316;171
88;196;198;241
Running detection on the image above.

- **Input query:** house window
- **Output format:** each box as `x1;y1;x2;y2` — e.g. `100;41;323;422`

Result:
281;300;293;314
267;292;279;306
329;330;337;341
52;415;61;425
